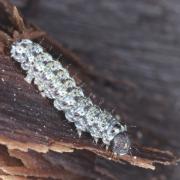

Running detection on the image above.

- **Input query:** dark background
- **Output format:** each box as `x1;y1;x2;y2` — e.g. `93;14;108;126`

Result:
11;0;180;179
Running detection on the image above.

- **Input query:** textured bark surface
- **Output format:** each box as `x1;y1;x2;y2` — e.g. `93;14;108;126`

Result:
0;0;179;179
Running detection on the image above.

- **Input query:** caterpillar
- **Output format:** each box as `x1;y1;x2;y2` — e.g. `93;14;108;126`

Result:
10;39;131;155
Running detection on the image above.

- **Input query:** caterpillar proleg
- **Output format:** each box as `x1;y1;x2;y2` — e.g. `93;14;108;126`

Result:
10;39;130;155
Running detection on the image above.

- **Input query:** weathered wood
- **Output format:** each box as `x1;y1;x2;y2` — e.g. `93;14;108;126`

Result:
0;0;179;179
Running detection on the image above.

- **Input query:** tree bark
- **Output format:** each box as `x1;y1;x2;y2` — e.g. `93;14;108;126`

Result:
0;0;179;179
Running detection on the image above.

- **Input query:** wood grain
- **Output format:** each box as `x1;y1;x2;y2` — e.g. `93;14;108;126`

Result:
0;0;179;179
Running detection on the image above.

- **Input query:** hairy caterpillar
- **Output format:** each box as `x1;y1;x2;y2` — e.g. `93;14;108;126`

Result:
10;39;130;155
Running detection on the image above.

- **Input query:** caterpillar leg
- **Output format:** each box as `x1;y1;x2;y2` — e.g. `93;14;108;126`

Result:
77;129;82;137
94;137;99;144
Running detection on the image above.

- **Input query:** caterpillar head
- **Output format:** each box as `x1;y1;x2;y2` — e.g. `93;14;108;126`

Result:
112;132;131;156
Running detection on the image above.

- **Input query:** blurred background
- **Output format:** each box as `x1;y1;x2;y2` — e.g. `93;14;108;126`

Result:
11;0;180;179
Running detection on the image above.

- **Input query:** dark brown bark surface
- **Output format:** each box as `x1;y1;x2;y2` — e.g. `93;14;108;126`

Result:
0;0;179;179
